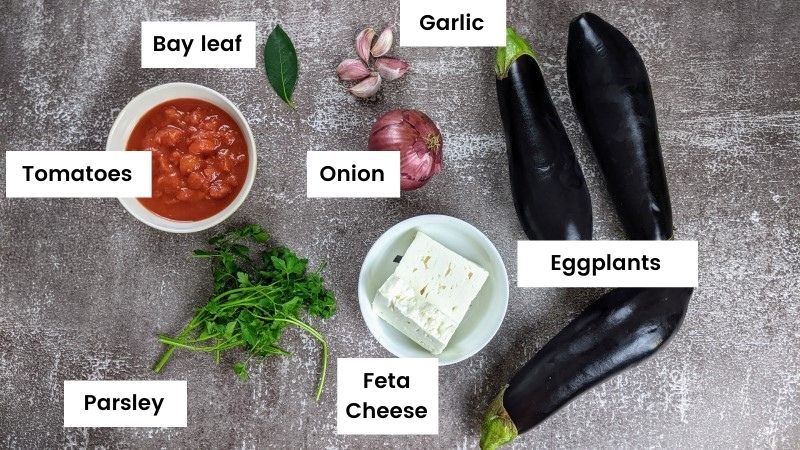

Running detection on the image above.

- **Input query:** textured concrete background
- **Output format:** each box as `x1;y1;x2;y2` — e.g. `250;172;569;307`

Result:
1;0;798;448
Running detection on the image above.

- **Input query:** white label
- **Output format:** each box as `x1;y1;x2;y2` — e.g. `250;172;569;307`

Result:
307;151;400;198
399;0;506;47
141;22;256;68
517;240;699;288
337;358;438;435
63;380;187;427
5;151;151;198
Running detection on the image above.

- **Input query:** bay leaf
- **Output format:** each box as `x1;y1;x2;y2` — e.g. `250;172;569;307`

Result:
264;24;298;109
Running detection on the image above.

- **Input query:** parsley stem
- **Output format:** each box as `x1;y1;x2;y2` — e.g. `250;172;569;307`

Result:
153;314;205;373
269;317;328;402
154;286;279;373
158;335;244;353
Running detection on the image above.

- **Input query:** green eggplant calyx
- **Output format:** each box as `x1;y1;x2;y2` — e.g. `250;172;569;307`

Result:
479;385;518;450
495;26;538;79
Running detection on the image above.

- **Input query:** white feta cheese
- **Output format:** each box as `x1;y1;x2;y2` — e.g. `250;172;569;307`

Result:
373;275;456;354
372;231;489;355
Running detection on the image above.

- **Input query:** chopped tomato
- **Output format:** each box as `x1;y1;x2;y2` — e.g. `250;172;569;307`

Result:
127;99;248;221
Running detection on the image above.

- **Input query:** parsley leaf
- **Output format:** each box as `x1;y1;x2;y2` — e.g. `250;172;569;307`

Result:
153;224;336;401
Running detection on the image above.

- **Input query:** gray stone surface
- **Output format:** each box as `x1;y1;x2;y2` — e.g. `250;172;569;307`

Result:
1;0;799;448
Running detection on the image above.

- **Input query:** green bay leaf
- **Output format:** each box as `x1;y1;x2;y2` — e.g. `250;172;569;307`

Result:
264;24;298;109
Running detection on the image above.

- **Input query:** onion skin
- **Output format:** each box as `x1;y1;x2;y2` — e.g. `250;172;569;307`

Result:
368;109;443;191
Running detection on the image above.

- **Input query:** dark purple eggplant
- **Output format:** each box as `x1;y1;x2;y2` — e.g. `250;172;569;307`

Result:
480;287;692;449
497;27;592;240
567;13;673;240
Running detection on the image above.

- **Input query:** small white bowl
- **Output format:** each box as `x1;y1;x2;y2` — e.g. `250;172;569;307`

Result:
358;215;509;365
106;82;257;233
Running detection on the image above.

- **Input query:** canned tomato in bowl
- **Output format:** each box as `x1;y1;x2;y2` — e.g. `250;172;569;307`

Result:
106;83;257;233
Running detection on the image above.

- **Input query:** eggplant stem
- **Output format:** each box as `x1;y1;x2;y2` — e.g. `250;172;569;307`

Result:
495;27;538;79
480;385;518;450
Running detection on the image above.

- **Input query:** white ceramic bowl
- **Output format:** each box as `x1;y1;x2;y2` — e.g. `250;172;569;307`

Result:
106;82;257;233
358;215;509;365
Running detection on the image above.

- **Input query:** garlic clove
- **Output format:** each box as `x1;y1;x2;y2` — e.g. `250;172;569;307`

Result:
375;58;409;81
349;72;382;98
336;58;371;81
371;25;394;57
356;28;376;62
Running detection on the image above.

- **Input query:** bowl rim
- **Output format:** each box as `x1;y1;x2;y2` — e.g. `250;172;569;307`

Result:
357;214;510;365
106;82;257;233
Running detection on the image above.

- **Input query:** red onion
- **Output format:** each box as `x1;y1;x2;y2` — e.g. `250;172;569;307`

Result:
368;109;443;191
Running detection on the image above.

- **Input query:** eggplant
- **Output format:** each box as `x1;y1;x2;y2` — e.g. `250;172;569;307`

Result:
567;13;673;240
496;27;592;240
480;287;692;449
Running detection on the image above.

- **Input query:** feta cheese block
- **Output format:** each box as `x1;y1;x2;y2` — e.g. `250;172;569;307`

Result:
372;231;489;355
373;275;458;354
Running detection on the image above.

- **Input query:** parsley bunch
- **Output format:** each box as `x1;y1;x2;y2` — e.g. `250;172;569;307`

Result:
153;224;336;401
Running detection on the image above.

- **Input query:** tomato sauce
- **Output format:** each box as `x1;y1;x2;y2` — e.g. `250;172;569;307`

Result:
127;99;249;221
